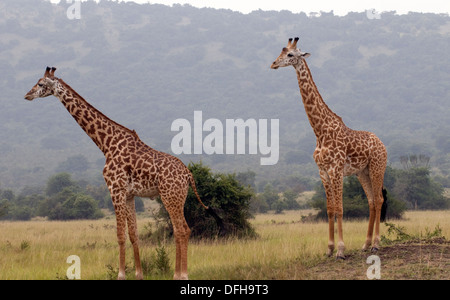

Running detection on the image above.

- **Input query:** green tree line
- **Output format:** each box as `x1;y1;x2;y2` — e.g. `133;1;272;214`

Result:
1;159;448;223
0;172;144;221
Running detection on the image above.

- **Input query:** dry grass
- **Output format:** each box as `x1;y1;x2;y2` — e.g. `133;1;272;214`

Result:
0;210;448;279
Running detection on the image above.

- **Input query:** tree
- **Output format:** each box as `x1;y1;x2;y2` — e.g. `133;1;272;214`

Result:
85;184;111;209
0;200;9;219
71;194;104;219
249;194;269;213
40;173;104;220
235;170;256;190
394;167;449;210
1;190;14;202
282;189;301;210
47;191;103;220
155;162;256;239
260;184;279;210
0;189;13;219
45;173;77;196
272;198;286;214
9;205;32;221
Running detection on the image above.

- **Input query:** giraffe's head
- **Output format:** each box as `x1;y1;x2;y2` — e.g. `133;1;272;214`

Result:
271;37;310;69
24;67;59;101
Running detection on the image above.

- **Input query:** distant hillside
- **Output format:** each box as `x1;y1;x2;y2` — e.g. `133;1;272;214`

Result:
0;0;449;189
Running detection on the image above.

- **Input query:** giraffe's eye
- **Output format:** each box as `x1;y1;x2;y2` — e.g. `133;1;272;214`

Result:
38;83;44;87
287;53;294;57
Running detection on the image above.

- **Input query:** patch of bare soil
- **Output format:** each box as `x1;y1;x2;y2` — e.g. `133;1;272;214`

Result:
305;238;449;280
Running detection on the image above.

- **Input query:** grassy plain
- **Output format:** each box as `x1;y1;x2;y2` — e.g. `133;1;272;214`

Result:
0;210;448;280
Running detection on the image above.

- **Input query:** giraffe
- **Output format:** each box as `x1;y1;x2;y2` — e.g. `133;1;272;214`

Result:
24;67;222;279
271;38;388;259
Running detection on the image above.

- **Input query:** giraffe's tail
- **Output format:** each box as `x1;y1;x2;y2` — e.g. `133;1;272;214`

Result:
188;172;208;210
188;173;225;235
380;188;388;222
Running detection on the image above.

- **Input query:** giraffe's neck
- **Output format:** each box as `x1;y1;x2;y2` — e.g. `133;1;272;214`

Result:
55;79;137;155
294;60;344;138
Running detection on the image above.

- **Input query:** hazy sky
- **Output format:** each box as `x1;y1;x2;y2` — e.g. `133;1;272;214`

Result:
52;0;450;15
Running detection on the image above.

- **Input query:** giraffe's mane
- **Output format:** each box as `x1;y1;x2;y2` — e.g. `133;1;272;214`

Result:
57;78;140;139
302;60;344;124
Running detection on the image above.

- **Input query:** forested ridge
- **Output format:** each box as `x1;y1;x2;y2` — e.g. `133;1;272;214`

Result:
0;0;449;190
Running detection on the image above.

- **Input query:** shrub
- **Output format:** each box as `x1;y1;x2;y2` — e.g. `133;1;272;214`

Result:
45;189;104;220
154;162;257;240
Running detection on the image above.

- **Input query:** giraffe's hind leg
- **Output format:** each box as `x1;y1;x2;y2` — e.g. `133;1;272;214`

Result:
160;188;190;280
370;140;388;252
358;155;387;252
357;169;376;251
369;164;386;252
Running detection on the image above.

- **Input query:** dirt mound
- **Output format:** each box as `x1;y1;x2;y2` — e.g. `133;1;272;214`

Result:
306;239;449;280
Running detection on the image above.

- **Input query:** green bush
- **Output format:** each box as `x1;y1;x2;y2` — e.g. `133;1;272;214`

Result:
154;162;257;239
393;167;449;210
0;200;9;218
1;172;108;220
47;193;103;220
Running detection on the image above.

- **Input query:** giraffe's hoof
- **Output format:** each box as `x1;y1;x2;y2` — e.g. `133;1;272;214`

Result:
173;273;189;280
326;246;334;257
336;244;345;260
371;247;379;253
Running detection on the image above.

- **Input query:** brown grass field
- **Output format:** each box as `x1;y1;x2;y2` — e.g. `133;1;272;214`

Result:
0;210;448;280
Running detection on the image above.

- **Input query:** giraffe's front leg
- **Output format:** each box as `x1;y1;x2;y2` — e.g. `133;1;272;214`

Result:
318;169;335;257
333;172;345;260
105;175;129;280
113;200;127;280
327;210;335;257
126;195;143;280
324;166;345;260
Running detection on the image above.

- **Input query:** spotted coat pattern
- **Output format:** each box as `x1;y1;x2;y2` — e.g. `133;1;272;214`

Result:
25;67;206;280
271;38;388;259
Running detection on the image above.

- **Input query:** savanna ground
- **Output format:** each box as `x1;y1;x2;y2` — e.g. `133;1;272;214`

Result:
0;209;448;280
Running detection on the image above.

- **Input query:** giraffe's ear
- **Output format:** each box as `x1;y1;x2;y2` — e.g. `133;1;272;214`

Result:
301;52;311;58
